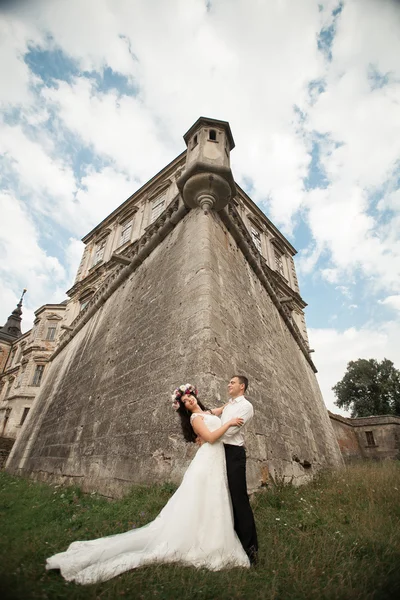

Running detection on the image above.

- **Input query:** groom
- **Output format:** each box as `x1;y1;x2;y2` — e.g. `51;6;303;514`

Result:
221;375;258;565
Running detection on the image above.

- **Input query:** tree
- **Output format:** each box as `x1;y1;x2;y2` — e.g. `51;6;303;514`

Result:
332;358;400;417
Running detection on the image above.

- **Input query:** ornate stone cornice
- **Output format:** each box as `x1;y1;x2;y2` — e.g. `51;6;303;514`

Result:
220;203;317;372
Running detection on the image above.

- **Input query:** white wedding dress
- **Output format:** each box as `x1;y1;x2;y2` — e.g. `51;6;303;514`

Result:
46;414;250;584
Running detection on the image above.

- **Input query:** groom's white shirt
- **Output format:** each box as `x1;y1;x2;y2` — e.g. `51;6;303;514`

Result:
220;395;254;446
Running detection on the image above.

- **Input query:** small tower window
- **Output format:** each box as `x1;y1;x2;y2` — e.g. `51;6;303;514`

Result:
209;129;217;141
192;134;198;148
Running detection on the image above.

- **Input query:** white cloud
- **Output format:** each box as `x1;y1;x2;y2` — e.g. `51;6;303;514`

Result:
310;320;400;416
0;120;76;209
42;78;173;181
0;13;42;107
299;0;400;291
0;191;67;330
378;295;400;312
74;167;136;233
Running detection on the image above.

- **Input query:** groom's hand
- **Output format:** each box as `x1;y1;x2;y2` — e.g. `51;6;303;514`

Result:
195;436;204;447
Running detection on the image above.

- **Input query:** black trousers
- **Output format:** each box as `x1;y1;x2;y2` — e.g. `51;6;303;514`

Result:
224;444;258;560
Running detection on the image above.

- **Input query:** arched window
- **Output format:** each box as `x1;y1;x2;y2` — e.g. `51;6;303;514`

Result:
209;129;217;141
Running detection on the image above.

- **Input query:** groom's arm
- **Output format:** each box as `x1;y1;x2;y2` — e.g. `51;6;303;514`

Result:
222;401;254;437
209;403;229;417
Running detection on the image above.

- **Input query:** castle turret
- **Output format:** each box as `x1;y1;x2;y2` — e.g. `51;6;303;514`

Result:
0;289;26;342
177;116;236;214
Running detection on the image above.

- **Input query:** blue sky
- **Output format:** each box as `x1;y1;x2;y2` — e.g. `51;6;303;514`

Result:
1;0;400;414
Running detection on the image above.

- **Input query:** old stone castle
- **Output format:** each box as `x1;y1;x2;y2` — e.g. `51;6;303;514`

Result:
2;117;346;495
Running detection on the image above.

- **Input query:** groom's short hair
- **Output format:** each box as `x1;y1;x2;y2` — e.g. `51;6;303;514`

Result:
233;375;248;392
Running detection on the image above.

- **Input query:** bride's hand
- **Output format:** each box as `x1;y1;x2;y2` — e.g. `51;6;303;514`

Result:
228;417;244;428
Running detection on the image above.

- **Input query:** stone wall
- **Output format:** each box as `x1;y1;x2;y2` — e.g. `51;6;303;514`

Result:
329;413;362;462
329;412;400;461
7;207;343;496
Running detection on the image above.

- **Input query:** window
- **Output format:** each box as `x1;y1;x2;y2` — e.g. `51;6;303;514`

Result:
79;293;93;312
365;431;375;446
119;220;133;247
250;226;262;254
150;195;166;224
274;249;285;277
2;408;11;434
192;134;198;148
209;129;217;141
8;348;16;367
20;407;30;426
46;326;56;341
93;239;106;265
32;365;44;387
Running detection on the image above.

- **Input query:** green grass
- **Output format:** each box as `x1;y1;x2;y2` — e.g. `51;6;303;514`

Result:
1;462;400;599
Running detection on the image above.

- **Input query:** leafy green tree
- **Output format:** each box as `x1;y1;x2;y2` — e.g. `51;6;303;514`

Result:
333;358;400;417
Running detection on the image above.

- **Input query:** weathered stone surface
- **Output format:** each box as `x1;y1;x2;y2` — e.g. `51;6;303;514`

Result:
7;207;343;496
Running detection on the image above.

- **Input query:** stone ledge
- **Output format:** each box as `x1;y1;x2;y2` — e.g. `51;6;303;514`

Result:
220;203;317;372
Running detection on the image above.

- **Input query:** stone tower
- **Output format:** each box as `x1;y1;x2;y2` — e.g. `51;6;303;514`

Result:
6;117;343;496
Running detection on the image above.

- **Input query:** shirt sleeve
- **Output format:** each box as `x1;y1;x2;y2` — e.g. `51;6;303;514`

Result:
223;401;254;437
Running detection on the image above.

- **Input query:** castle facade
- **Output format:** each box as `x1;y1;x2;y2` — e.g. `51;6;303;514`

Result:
4;117;343;494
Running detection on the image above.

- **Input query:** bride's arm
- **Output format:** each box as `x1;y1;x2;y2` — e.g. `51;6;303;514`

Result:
192;415;243;444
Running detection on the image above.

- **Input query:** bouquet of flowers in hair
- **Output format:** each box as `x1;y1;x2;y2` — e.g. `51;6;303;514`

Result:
171;383;198;410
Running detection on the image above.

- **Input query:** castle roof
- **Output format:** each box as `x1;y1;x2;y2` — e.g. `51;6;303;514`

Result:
0;290;26;343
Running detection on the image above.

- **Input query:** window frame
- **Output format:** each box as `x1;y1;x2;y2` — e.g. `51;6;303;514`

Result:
32;364;45;387
250;226;262;254
365;431;376;447
118;219;133;247
274;248;286;278
150;195;166;224
93;239;107;266
20;407;30;426
46;326;57;341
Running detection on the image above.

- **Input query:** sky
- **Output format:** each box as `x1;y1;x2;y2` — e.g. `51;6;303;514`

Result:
0;0;400;415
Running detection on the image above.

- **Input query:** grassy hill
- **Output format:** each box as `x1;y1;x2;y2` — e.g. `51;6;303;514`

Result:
1;461;399;599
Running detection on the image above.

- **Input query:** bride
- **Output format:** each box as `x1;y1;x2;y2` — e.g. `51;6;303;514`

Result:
46;384;250;584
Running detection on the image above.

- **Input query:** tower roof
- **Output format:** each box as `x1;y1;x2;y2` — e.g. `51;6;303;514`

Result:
0;289;26;342
183;116;235;150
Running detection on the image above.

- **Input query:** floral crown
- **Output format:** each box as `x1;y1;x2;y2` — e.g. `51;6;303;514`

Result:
171;383;198;411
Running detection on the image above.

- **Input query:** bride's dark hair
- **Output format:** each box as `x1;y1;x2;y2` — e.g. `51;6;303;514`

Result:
172;385;209;443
